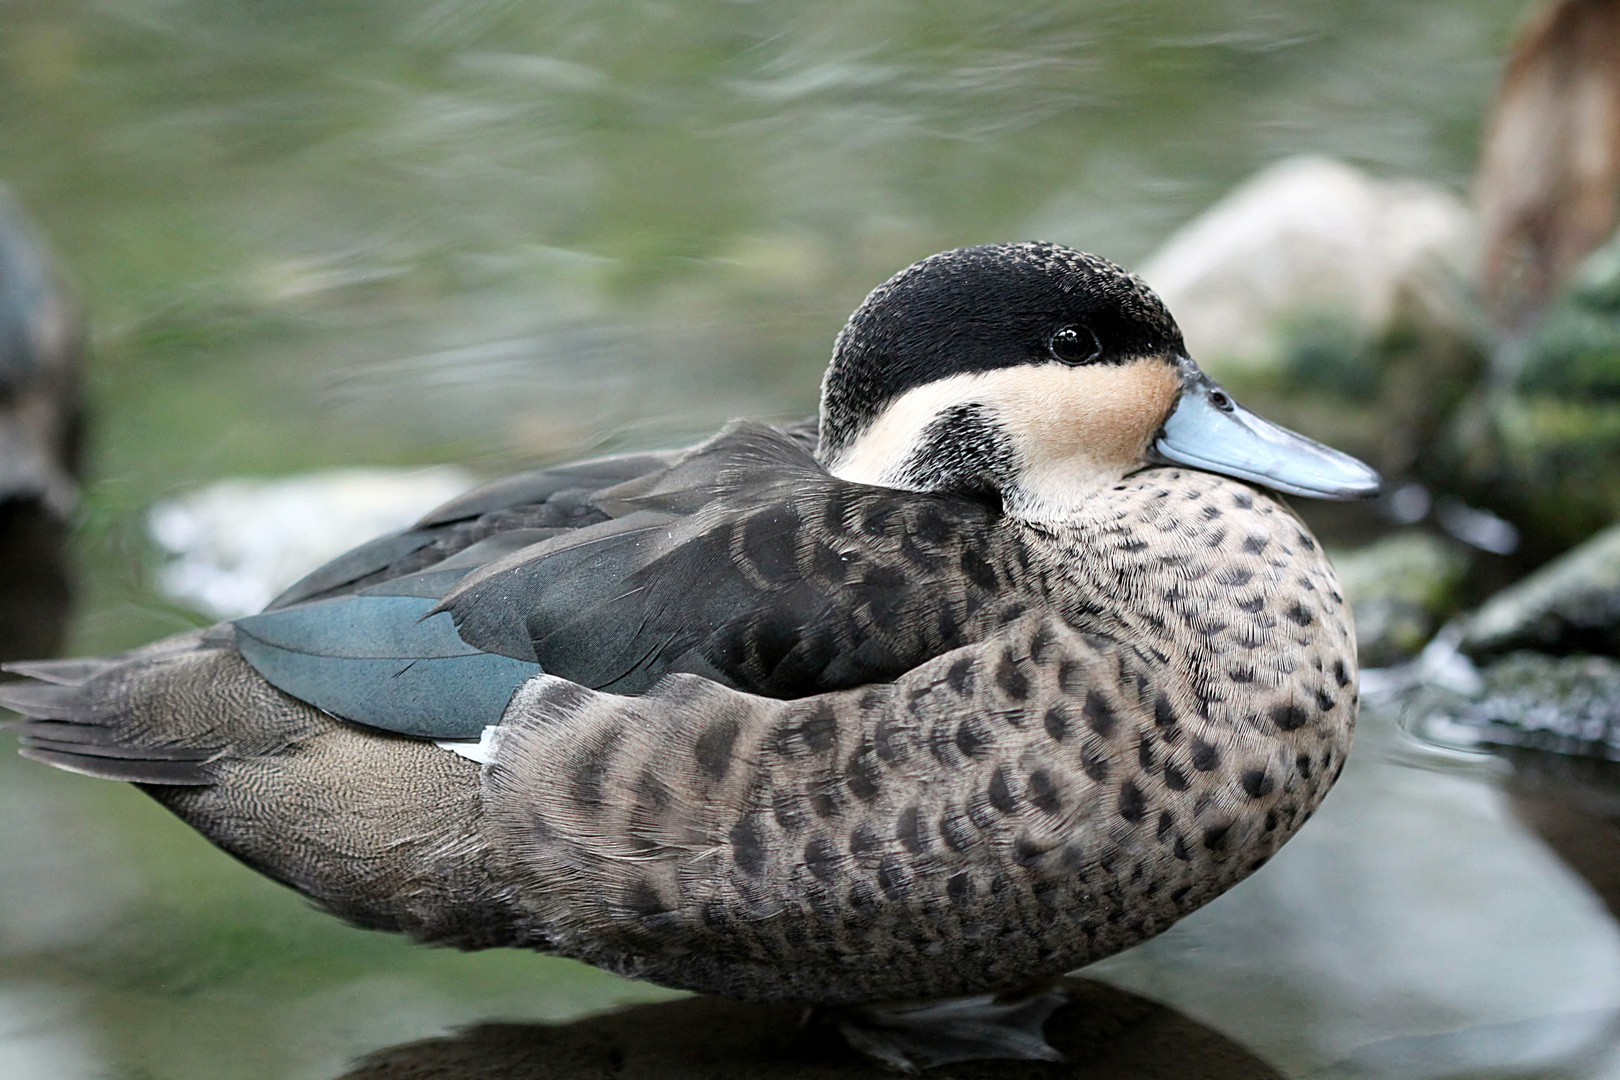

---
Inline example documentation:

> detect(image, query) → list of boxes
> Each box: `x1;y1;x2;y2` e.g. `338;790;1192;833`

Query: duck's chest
1014;469;1360;816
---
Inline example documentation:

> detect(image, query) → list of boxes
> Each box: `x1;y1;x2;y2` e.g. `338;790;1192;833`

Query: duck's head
816;242;1380;521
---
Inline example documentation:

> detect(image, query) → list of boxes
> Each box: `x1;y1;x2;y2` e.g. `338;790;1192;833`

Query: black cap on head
817;242;1184;462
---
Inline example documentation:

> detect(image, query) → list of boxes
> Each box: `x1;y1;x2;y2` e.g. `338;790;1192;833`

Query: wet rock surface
338;978;1283;1080
1410;651;1620;760
1460;520;1620;658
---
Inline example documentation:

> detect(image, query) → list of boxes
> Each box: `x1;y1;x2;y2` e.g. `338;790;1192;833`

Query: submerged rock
1331;532;1468;667
1461;519;1620;657
148;467;475;619
1412;651;1620;761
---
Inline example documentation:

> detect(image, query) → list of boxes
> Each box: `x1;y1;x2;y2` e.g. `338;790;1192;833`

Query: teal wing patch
234;594;540;739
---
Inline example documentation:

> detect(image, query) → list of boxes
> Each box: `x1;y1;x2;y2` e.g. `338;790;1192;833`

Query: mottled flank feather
469;468;1355;1003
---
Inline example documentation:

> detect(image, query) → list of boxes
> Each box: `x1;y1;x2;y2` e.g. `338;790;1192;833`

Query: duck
1;242;1378;1070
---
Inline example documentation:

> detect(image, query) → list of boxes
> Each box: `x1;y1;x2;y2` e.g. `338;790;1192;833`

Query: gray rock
1462;520;1620;657
1138;156;1475;380
1331;531;1468;666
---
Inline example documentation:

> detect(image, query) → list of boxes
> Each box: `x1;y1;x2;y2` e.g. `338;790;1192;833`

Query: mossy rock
1330;531;1468;666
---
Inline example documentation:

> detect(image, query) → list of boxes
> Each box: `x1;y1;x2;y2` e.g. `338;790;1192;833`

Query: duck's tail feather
0;647;221;785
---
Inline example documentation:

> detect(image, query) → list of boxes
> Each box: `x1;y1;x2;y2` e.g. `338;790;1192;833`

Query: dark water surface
5;1;1605;1076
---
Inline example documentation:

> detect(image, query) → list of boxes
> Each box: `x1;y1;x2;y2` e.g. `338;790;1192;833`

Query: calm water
3;1;1598;1076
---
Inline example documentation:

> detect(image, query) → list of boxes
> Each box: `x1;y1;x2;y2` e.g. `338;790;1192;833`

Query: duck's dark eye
1049;326;1100;365
1210;389;1234;412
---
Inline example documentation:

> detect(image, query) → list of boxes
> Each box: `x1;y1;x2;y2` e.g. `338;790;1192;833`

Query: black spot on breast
1058;661;1085;694
996;652;1029;700
847;746;882;803
874;718;908;763
1084;691;1117;737
847;879;880;920
773;789;808;832
1164;762;1189;791
1204;528;1228;548
1138;735;1155;771
1272;702;1310;731
1202;504;1223;521
1203;823;1231;852
940;806;977;851
1241;768;1275;798
1333;659;1351;687
1156;811;1174;840
1014;835;1048;866
810;541;848;583
812;785;843;819
1044;704;1070;742
947;871;975;906
1232;490;1254;508
1296;752;1313;778
988;766;1019;814
1241;534;1268;554
1264;810;1278;831
700;899;731;930
1154;693;1177;730
1117;780;1147;823
777;704;837;757
966;791;998;830
947;658;975;695
849;824;882;858
742;514;798;582
1316;689;1336;711
804;835;839;882
731;815;768;877
896;805;929;854
1229;665;1256;683
623;875;669;918
1029;625;1058;664
878;857;912;900
571;727;623;807
955;718;992;758
1285;603;1314;627
1173;836;1192;861
694;718;740;781
1082;742;1109;784
1191;738;1220;772
859;498;899;536
1029;769;1062;814
1217;568;1252;587
1237;596;1264;614
960;549;999;590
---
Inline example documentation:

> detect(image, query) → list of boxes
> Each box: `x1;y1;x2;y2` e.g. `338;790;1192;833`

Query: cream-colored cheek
989;358;1182;473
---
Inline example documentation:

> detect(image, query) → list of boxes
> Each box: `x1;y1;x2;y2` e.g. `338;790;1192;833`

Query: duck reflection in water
337;977;1282;1080
0;188;81;665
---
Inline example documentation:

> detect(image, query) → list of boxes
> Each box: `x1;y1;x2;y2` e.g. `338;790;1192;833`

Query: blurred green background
0;1;1551;1077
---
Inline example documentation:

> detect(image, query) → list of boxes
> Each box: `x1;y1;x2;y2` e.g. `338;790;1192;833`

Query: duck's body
3;243;1374;1064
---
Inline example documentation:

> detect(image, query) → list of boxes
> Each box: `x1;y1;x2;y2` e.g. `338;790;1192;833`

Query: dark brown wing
439;422;1028;698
